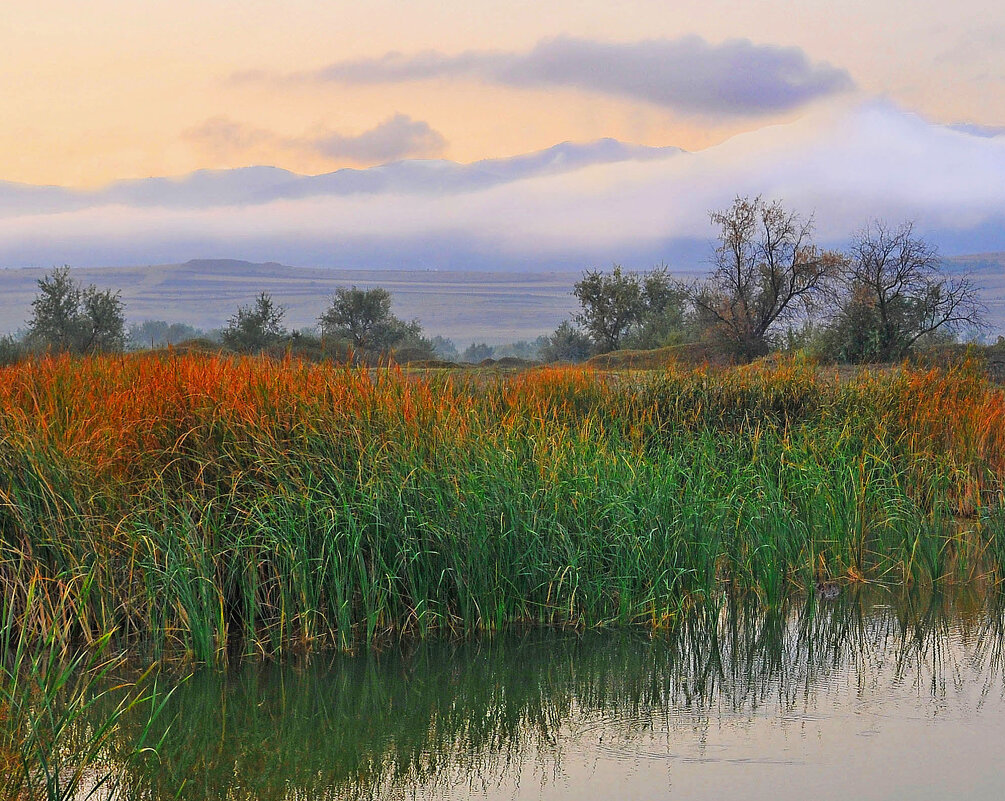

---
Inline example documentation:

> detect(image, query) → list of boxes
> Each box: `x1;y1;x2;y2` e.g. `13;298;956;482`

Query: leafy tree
127;320;204;350
824;221;985;362
26;266;126;354
692;196;840;360
429;336;459;361
624;269;692;350
319;286;419;353
573;266;644;353
461;342;494;363
27;267;79;351
574;265;687;353
222;292;287;353
539;322;593;363
495;337;550;361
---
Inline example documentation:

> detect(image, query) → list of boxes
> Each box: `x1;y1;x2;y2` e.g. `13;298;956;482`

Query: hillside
949;252;1005;336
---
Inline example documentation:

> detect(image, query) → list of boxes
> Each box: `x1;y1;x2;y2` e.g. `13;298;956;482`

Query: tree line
0;194;988;367
0;272;543;366
544;196;985;364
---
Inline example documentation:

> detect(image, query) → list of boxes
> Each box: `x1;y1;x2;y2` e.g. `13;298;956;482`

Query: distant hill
945;251;1005;277
946;252;1005;337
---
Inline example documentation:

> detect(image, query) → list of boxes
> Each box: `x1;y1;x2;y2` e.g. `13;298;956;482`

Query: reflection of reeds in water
0;584;170;801
1;354;1004;665
69;591;1005;801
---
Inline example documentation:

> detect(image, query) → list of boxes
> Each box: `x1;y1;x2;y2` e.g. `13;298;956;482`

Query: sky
3;0;1004;187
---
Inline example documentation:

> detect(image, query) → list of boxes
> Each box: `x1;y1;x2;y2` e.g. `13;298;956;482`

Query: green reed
0;583;172;801
0;355;1002;663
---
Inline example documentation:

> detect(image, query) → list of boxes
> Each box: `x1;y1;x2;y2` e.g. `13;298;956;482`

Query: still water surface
98;592;1005;800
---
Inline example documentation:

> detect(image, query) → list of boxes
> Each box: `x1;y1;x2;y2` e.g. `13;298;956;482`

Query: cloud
1;101;1003;272
182;117;277;160
948;122;1005;138
312;113;446;161
288;36;854;117
183;113;447;163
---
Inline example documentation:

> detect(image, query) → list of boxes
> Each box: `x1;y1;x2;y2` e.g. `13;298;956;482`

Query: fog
1;100;1002;269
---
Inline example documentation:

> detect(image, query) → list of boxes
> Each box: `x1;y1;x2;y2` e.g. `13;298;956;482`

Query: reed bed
0;353;1003;663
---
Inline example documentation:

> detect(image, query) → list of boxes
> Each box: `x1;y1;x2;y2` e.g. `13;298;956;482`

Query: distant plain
1;253;1002;346
0;260;584;346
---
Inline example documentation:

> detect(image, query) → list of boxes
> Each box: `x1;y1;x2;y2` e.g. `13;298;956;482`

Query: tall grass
0;353;1003;662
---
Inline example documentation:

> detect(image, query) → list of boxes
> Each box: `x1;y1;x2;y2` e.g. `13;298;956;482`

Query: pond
86;590;1005;800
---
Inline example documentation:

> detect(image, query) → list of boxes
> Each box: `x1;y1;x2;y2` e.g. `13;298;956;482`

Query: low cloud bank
1;101;1003;269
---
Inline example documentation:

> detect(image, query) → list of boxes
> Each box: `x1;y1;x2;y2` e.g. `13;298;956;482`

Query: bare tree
693;196;841;360
830;221;985;362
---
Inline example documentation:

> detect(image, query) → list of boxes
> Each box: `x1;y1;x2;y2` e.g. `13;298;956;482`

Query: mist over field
1;101;1002;271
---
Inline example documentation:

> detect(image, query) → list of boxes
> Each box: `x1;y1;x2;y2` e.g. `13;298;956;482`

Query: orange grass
0;352;1003;662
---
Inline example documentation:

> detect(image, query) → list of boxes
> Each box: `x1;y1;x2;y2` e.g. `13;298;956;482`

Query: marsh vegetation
2;354;1003;662
2;349;1005;795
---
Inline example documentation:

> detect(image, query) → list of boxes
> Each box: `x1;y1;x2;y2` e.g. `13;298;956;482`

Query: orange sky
3;0;1003;186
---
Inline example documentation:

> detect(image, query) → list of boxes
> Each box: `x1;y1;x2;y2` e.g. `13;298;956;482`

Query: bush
221;292;288;353
128;320;205;350
0;335;26;366
461;342;494;363
540;322;592;363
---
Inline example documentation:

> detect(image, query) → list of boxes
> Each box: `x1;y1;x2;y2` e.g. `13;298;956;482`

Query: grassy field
1;353;1004;666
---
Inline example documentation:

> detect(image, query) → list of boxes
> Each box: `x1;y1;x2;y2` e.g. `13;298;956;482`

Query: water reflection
97;590;1005;800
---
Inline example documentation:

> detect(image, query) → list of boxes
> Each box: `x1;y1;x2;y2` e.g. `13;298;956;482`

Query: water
89;591;1005;799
